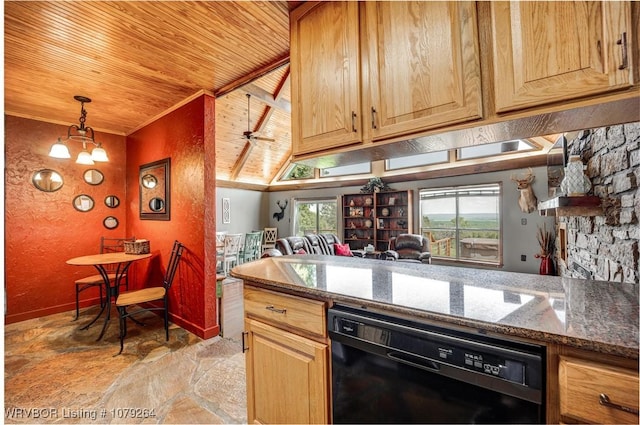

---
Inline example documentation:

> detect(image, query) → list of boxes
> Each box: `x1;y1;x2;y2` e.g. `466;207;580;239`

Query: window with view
292;198;338;236
419;184;501;264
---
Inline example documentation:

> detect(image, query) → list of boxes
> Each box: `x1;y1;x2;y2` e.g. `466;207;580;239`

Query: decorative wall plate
381;208;390;217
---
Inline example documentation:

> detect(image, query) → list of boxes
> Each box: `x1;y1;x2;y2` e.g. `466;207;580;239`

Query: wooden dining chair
74;236;135;320
115;240;184;354
216;233;243;275
262;227;278;252
239;230;263;264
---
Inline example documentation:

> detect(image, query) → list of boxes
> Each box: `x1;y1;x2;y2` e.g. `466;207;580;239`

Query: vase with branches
535;224;555;275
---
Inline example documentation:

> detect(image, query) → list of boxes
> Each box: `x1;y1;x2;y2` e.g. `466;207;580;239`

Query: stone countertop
230;255;639;359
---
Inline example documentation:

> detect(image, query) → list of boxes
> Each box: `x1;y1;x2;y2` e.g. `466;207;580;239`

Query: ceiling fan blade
253;136;276;142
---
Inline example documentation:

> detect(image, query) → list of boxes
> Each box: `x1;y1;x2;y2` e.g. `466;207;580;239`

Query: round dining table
67;252;152;340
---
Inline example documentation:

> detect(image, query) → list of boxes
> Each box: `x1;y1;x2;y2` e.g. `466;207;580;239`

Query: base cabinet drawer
559;356;639;424
244;286;326;338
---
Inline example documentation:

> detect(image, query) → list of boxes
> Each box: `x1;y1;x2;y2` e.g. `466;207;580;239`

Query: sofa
381;234;431;263
275;233;364;257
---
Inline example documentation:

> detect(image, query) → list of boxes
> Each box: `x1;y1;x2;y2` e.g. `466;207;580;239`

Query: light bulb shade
76;150;95;165
49;140;71;159
91;146;109;162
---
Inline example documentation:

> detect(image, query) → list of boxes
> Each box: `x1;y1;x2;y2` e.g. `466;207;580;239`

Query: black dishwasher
329;305;545;424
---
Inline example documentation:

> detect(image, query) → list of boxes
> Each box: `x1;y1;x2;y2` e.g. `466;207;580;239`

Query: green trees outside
295;201;337;236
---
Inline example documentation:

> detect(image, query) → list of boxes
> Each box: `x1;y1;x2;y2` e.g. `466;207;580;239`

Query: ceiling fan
242;93;275;143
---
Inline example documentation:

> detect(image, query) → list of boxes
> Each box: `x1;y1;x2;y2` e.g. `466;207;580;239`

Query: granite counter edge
233;273;639;360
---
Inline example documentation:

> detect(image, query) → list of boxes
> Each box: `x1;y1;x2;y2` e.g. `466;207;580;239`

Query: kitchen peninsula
231;255;639;424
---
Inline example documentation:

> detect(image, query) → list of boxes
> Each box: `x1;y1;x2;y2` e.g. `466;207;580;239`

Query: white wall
266;166;555;274
216;187;267;235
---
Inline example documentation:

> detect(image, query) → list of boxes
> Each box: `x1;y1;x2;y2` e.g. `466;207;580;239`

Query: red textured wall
5;116;127;323
125;94;218;338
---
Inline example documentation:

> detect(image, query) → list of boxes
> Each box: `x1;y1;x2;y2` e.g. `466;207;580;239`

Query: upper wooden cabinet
290;1;483;156
491;1;634;113
362;2;483;142
290;2;361;156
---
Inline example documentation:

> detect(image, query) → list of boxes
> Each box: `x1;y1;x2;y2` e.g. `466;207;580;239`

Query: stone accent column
558;122;639;283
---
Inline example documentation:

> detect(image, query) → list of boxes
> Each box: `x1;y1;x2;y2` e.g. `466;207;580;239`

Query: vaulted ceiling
4;1;295;185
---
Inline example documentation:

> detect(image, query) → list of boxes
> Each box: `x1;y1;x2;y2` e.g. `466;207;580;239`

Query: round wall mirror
141;174;158;189
83;169;104;185
105;195;120;208
103;216;119;229
149;197;165;212
32;169;64;192
72;194;95;212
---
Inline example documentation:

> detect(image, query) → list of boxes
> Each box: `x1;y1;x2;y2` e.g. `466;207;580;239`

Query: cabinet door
245;318;329;424
291;2;361;156
362;1;483;141
492;1;633;113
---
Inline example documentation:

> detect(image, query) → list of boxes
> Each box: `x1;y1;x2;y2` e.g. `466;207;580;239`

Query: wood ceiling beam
240;83;291;113
230;140;256;181
214;54;290;98
256;68;290;132
232;66;292;182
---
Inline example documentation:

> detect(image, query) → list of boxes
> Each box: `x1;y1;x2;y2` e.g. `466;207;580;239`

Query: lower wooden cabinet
558;356;639;424
243;285;330;424
244;319;329;424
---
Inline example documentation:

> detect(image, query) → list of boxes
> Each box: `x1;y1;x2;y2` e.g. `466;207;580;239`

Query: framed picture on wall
222;198;231;224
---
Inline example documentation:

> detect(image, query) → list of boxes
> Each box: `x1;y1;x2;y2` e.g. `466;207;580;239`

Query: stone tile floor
4;306;247;424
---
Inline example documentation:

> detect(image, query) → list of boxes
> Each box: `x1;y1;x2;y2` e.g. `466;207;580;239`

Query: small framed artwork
222;198;231;224
389;197;395;205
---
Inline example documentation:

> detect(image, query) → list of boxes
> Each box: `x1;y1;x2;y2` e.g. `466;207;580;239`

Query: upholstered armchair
382;234;431;264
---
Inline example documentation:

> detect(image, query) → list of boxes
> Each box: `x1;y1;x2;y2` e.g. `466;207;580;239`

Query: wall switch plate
521;218;527;225
521;255;526;261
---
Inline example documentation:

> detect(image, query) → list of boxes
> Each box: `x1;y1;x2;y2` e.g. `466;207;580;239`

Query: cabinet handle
599;393;639;415
241;331;249;353
616;32;628;70
351;111;357;132
371;107;377;129
266;305;287;314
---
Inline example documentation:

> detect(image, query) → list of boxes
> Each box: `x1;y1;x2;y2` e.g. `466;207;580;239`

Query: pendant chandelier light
49;95;109;165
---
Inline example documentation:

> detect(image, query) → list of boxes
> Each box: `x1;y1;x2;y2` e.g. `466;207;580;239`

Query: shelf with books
342;190;413;252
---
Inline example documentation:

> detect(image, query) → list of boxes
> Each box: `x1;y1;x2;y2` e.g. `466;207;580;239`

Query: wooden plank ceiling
4;1;295;185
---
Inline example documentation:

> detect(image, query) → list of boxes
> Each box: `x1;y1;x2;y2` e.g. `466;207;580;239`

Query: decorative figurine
561;155;591;196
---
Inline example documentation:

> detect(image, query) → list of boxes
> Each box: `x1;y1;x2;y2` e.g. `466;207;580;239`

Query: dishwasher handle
387;351;441;372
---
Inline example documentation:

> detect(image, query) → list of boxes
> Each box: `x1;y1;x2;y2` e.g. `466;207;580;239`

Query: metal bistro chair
115;240;184;354
74;236;135;320
239;230;263;264
217;233;243;275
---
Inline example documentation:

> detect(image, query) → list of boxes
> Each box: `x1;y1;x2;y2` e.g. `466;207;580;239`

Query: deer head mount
273;199;288;221
511;168;538;214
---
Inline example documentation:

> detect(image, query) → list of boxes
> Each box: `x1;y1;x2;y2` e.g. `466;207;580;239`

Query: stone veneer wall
558;122;639;284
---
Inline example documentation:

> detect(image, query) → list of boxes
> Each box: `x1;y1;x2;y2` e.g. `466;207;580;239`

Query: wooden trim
265;155;547;192
292;91;639;169
127;89;214;135
3;112;127;136
214;55;290;98
215;179;268;191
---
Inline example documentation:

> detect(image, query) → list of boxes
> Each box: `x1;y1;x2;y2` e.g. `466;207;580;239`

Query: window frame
291;197;339;236
419;183;502;266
